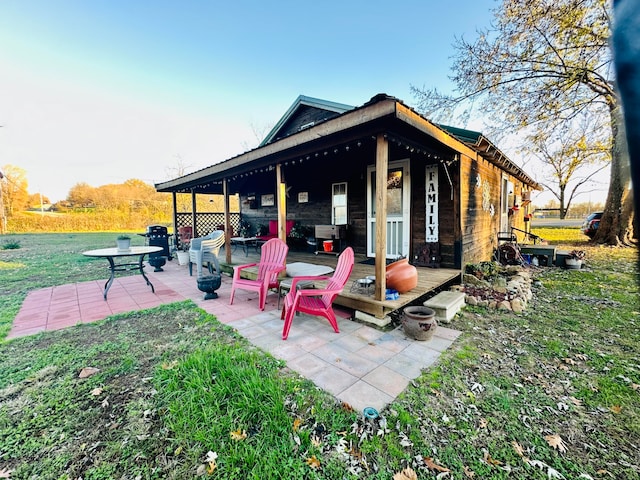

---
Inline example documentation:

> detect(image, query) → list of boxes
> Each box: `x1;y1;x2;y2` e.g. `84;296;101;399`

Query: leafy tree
412;0;634;245
27;192;50;209
0;164;29;216
67;182;97;208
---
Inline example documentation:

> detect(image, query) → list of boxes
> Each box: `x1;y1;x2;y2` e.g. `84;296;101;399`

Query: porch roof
155;93;541;194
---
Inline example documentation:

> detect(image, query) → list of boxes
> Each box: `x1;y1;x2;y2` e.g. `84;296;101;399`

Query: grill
142;225;172;260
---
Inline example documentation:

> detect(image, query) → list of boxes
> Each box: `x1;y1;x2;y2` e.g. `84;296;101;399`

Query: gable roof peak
260;94;354;146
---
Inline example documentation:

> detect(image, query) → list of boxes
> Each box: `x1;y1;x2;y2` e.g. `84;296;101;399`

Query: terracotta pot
402;306;437;341
385;258;418;293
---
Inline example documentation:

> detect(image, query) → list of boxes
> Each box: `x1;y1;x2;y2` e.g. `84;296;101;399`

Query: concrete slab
423;290;466;322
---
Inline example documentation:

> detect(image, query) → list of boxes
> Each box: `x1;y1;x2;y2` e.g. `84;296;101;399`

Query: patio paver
7;252;462;413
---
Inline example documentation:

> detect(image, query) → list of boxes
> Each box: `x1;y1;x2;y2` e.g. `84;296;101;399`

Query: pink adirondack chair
281;247;354;340
229;238;289;310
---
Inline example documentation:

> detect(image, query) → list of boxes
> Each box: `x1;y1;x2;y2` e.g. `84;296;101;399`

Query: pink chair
281;247;354;340
229;238;289;310
256;220;295;241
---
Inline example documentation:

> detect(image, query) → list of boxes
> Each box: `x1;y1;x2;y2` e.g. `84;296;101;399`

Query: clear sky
0;0;608;205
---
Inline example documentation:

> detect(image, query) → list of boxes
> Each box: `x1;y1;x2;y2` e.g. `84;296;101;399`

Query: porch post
191;190;197;237
276;163;287;242
171;191;178;247
374;134;388;301
223;178;232;264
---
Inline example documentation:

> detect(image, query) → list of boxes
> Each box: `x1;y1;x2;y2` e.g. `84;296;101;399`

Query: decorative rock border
452;265;536;313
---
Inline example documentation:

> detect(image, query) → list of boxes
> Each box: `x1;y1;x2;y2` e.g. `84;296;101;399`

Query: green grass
0;231;638;478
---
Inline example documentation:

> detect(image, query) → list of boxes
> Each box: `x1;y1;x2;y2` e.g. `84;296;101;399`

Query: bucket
176;251;189;266
402;306;437;341
323;240;334;252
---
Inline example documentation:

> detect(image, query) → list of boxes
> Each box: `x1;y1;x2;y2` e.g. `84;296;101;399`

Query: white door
366;159;411;259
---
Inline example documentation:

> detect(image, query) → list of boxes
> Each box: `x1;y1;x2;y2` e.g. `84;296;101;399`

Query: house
155;93;540;313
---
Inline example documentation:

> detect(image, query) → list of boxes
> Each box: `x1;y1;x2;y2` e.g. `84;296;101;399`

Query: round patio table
82;246;163;300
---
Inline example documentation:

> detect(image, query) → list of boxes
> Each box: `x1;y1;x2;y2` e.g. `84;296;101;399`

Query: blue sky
2;0;606;206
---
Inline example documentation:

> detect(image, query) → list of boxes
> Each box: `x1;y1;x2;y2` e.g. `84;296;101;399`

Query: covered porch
225;248;461;320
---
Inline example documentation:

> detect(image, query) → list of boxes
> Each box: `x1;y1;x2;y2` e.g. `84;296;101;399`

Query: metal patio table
82;246;163;300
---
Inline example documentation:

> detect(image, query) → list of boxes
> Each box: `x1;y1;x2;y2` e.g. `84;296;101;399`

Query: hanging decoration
425;164;439;243
482;180;492;212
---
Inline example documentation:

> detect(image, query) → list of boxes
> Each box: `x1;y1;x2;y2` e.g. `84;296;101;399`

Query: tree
0;164;29;216
529;118;609;218
67;182;97;208
412;0;634;245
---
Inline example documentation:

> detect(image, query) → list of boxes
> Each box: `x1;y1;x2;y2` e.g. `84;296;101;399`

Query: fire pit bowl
148;255;167;272
197;274;222;300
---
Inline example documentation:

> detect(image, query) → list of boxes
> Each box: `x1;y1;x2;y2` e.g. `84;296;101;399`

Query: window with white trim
332;182;347;225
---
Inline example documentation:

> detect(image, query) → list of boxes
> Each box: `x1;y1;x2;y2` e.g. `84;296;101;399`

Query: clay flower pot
385;258;418;294
402;306;437;341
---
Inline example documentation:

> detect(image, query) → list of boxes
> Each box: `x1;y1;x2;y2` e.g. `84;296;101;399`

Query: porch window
332;182;348;225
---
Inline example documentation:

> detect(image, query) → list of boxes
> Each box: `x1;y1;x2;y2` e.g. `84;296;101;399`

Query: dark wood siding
459;154;530;265
233;140;531;269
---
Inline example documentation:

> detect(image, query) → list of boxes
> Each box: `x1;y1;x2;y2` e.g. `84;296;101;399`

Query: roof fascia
395;103;479;159
395;104;540;189
155;99;395;192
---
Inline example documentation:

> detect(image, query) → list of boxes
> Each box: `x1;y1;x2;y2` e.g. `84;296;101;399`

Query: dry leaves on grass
393;467;418;480
78;366;99;378
306;455;321;470
196;451;218;476
463;465;475;478
512;441;527;461
482;450;503;466
528;460;566;479
229;429;247;441
424;457;451;473
161;360;178;370
90;387;103;396
544;434;568;453
293;417;302;432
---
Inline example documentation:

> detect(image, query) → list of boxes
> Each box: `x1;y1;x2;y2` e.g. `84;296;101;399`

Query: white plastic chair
188;230;225;276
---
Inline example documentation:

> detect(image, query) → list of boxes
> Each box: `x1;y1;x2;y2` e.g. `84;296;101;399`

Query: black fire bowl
148;256;167;272
197;274;222;300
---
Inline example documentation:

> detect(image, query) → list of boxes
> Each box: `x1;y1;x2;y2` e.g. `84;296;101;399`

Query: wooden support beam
374;134;388;301
276;163;287;242
223;178;232;264
171;191;178;247
191;190;197;237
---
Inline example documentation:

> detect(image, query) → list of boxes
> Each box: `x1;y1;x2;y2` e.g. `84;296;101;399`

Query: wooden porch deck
221;247;461;319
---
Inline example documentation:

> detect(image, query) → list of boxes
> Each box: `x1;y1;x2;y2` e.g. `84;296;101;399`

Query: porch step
423;291;466;323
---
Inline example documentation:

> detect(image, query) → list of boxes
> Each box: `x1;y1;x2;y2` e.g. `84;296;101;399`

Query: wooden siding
459;154;531;264
237;141;463;269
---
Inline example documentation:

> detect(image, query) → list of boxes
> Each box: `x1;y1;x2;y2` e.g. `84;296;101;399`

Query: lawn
0;231;638;479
